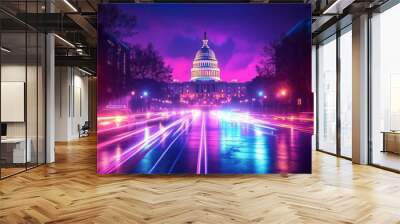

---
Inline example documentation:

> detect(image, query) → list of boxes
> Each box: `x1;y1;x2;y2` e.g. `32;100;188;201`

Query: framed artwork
97;4;313;174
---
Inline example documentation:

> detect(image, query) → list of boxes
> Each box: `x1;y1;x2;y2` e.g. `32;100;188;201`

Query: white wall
1;64;26;138
55;67;89;141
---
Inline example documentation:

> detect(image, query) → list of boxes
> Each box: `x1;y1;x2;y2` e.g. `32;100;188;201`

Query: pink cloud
164;57;193;82
222;54;262;82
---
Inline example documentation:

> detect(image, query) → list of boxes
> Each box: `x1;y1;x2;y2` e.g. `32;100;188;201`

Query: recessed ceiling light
63;0;78;12
54;34;75;48
1;47;11;53
78;67;93;76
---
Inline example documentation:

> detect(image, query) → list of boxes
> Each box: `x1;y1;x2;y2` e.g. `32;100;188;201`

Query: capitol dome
191;32;221;81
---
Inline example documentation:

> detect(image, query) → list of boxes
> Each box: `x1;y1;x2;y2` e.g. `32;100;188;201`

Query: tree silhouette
130;44;173;83
256;41;277;78
254;19;312;112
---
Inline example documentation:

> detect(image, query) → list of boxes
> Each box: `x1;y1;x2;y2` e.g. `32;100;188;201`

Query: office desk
382;131;400;154
1;138;31;163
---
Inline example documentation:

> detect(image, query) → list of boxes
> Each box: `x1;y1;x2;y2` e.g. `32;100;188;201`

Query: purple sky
101;4;310;82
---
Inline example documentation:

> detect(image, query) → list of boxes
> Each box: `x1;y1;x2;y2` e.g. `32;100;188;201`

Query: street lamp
143;91;149;97
257;91;264;97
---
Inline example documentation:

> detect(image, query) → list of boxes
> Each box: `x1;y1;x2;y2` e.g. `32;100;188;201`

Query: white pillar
352;14;369;164
45;0;55;163
46;32;55;163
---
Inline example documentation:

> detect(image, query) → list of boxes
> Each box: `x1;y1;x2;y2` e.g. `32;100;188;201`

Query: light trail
98;111;171;121
195;112;208;174
250;113;313;134
203;114;208;174
100;115;192;174
147;122;188;174
196;113;205;174
97;126;150;148
98;109;313;174
98;113;184;134
168;145;186;174
210;110;277;131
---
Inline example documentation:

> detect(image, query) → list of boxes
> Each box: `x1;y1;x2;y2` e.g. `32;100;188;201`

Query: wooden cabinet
382;132;400;154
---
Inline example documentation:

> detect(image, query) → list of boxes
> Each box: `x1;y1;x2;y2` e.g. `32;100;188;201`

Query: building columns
352;14;369;164
46;32;55;163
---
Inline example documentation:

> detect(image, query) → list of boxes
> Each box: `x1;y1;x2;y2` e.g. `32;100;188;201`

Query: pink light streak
147;118;193;173
100;115;192;174
196;113;205;174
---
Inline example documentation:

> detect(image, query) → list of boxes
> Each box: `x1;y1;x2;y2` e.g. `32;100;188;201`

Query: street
97;110;312;174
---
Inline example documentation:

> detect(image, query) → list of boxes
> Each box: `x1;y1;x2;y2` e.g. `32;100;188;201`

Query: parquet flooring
1;136;400;223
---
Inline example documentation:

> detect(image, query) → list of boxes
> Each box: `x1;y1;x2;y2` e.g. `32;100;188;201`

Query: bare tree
256;40;279;78
130;44;173;82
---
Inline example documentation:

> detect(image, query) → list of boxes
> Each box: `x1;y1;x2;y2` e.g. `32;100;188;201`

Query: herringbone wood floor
1;136;400;224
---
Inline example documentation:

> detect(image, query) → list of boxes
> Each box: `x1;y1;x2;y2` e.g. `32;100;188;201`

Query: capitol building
162;32;247;108
191;33;221;81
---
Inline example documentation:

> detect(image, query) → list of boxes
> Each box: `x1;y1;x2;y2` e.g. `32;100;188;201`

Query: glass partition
339;27;352;158
27;30;38;169
0;1;46;179
317;35;337;154
38;32;46;165
370;3;400;171
1;30;28;177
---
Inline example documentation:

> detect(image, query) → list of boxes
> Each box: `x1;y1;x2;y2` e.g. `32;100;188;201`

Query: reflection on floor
0;167;25;178
373;151;400;171
0;163;42;178
0;136;400;223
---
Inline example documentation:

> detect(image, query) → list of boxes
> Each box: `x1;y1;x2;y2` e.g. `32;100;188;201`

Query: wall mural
97;4;313;174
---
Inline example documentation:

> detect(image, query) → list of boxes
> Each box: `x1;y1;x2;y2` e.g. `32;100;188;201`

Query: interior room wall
72;72;89;138
55;66;70;141
55;67;89;141
1;63;43;163
1;64;28;138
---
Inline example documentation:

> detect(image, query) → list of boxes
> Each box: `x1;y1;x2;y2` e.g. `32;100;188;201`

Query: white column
45;0;55;163
46;32;55;163
352;14;369;164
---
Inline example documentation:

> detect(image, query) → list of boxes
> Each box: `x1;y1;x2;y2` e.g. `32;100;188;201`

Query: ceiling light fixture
54;34;75;48
78;67;94;76
322;0;354;15
1;47;11;53
322;0;342;14
63;0;78;12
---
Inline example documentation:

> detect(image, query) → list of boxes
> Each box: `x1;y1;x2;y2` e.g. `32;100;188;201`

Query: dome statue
191;32;221;81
